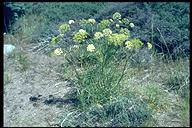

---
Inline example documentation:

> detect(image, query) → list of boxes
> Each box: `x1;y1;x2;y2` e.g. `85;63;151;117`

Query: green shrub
11;15;45;43
98;19;111;30
6;2;107;23
94;2;189;59
61;95;153;127
6;2;107;42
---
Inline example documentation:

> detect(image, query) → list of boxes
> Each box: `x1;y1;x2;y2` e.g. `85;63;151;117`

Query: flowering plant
59;23;70;34
50;12;152;109
112;12;121;20
54;48;63;55
73;29;88;43
102;28;113;37
125;39;144;49
98;19;111;30
88;18;96;24
87;44;95;52
94;32;104;40
107;33;128;46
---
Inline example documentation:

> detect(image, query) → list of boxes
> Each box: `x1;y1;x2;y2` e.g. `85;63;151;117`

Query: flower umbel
112;12;121;20
120;28;130;38
73;45;80;49
94;32;104;40
98;19;111;30
51;36;60;45
88;18;96;24
87;44;95;52
54;48;63;56
125;39;143;49
73;29;88;43
68;20;75;24
125;41;133;49
147;42;152;49
122;18;130;25
116;24;120;28
107;33;128;46
79;29;87;33
102;28;112;37
129;23;135;28
59;23;70;34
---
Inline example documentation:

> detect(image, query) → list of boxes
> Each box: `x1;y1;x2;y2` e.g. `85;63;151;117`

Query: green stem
115;51;130;91
65;51;82;86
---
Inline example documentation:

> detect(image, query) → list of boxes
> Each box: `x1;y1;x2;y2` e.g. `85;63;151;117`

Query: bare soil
3;43;73;127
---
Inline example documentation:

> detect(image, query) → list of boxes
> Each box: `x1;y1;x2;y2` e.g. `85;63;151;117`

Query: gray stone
4;44;16;56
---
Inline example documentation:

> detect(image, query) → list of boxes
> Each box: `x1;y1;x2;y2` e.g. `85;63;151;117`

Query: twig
156;27;172;60
60;111;78;127
36;44;49;53
45;118;52;127
151;14;154;44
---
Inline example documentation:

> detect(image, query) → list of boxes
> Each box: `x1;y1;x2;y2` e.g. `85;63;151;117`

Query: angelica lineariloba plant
51;12;153;109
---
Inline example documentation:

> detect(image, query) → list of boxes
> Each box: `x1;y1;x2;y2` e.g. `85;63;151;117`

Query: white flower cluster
88;18;96;24
54;48;63;55
125;41;132;49
79;29;87;33
129;23;135;28
68;20;75;24
102;28;112;37
116;24;120;28
112;12;121;20
94;32;104;40
87;44;95;52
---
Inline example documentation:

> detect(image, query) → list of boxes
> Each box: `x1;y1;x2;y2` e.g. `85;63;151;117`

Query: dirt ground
3;43;74;127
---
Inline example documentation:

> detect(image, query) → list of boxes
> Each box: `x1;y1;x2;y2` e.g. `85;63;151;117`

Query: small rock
29;96;39;102
38;95;42;97
4;44;16;56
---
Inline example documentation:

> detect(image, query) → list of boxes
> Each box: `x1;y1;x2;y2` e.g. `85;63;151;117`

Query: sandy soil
3;43;74;127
